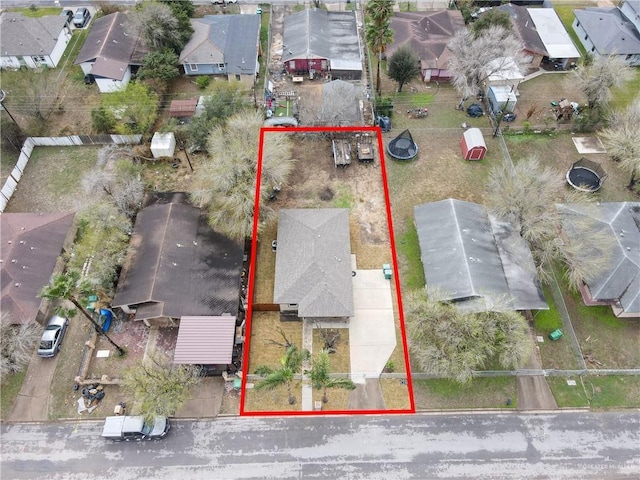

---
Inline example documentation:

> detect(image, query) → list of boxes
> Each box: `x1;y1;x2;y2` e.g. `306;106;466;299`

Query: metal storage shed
487;85;517;115
461;128;487;161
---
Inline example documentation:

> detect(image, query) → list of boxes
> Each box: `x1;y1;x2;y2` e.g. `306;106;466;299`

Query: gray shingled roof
74;12;147;80
273;209;354;318
558;202;640;315
1;212;75;324
574;7;640;55
112;193;243;321
1;13;68;57
179;15;260;75
414;199;547;312
282;10;362;72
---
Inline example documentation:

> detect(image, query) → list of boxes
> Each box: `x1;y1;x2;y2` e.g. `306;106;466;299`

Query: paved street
2;412;639;479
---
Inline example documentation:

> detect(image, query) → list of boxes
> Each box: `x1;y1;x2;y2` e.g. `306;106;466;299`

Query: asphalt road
2;412;639;479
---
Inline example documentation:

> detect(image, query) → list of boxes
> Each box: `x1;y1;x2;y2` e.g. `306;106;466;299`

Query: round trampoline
387;129;418;161
566;157;607;192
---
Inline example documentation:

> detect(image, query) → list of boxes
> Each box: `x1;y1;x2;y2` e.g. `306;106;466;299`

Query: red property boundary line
240;125;415;416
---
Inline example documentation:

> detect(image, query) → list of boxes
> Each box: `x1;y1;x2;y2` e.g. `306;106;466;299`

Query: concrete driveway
7;350;58;422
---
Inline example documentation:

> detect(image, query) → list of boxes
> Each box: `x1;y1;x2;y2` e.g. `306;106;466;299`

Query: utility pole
0;89;20;127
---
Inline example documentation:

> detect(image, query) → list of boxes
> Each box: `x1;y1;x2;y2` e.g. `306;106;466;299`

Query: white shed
150;132;176;159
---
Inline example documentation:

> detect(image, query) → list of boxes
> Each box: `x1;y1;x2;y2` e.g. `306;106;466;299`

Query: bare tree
405;290;531;384
0;313;42;379
599;99;640;190
6;69;69;125
486;157;612;289
127;2;184;53
190;110;295;240
447;26;524;107
571;55;634;111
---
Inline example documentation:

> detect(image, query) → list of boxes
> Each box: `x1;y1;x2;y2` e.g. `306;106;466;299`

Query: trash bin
549;329;563;341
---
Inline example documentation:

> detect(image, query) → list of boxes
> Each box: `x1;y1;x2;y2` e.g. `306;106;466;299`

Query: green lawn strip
546;376;589;408
59;29;91;85
610;70;640;111
554;5;588;59
585;375;640;408
395;222;425;290
0;370;26;420
29;146;98;196
258;7;270;91
413;377;517;410
9;6;62;17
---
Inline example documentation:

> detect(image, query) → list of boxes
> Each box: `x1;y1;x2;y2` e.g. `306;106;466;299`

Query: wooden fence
0;134;142;212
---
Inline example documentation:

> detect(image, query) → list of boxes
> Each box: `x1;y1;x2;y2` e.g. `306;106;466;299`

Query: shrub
196;76;211;90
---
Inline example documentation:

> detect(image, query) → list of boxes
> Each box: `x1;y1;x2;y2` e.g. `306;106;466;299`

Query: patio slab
572;136;607;154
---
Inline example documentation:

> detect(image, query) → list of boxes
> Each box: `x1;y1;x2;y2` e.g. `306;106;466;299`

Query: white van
101;416;170;441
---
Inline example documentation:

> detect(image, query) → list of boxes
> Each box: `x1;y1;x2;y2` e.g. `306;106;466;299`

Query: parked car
73;7;90;28
102;416;170;441
60;9;74;24
211;0;237;3
37;315;69;358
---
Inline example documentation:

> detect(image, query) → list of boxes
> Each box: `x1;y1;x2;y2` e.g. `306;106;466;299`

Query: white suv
212;0;237;4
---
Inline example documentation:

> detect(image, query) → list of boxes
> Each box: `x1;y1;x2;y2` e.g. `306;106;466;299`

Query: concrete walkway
516;335;558;411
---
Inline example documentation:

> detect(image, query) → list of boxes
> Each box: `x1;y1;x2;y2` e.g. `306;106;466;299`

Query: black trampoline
387;129;418;161
566;158;607;192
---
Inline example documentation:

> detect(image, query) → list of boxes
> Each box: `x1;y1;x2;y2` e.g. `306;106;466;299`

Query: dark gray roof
574;8;640;55
112;193;243;321
74;12;147;80
179;15;260;75
414;199;546;312
557;202;640;315
273;209;354;318
283;10;361;72
321;79;362;125
0;212;75;324
498;4;548;56
1;13;68;57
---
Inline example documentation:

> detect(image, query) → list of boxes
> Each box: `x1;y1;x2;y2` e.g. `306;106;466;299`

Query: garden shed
461;128;487;161
150;132;176;159
487;85;517;115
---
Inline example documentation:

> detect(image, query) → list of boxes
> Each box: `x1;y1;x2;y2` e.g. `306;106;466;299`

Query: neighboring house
180;15;261;87
273;209;354;320
526;8;581;70
573;0;640;66
74;12;147;93
387;10;465;83
0;13;72;69
0;212;75;325
282;10;362;80
498;4;547;72
111;193;244;371
558;202;640;318
414;199;547;312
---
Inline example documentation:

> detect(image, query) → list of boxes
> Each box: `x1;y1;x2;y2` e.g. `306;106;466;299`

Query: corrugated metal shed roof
173;315;236;365
414;199;546;311
273;209;354;317
169;99;198;118
528;8;581;58
558;202;640;315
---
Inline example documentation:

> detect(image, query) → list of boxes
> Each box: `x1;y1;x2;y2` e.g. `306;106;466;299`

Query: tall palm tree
365;0;395;96
254;344;309;405
308;350;355;404
39;270;125;356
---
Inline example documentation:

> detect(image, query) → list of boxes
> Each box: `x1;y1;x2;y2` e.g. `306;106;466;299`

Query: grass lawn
549;375;640;408
395;223;425;290
610;69;640;111
0;370;26;420
8;6;62;17
554;4;589;59
547;376;589;408
380;378;412;410
312;329;350;374
413;377;518;410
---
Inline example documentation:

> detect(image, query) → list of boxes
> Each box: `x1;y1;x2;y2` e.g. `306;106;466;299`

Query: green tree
39;271;125;356
101;82;159;135
405;290;532;384
307;350;355;404
138;50;180;83
571;55;634;112
600;99;640;191
91;106;116;134
190;110;294;240
121;352;202;422
471;9;512;37
365;0;394;96
387;46;421;93
255;344;309;405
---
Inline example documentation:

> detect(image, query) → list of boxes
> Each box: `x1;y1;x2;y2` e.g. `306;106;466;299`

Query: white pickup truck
101;416;170;441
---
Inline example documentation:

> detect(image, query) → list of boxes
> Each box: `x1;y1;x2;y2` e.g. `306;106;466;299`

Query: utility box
548;329;563;341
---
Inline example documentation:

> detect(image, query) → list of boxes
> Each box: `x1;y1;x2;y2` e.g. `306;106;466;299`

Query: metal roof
0;212;75;324
498;4;548;57
273;209;354;318
173;315;236;365
282;10;361;72
573;7;640;55
558;202;640;315
1;13;68;57
527;8;581;59
112;193;243;321
414;199;547;312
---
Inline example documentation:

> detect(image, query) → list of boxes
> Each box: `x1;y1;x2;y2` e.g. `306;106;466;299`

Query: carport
174;315;238;372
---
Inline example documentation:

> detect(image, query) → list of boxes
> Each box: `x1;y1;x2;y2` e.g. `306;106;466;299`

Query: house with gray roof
498;4;549;72
74;12;147;93
414;199;547;312
0;212;75;325
179;15;261;87
558;202;640;318
282;10;362;81
273;209;354;319
573;0;640;66
0;13;72;69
